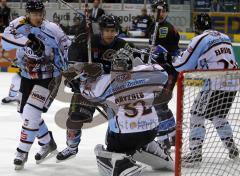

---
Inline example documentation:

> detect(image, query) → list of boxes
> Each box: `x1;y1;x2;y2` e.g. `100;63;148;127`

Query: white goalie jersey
174;30;239;91
80;64;169;134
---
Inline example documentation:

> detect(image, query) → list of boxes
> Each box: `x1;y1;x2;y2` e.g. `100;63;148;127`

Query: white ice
0;73;175;176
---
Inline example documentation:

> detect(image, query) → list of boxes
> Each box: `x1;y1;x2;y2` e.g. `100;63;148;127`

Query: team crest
115;72;131;82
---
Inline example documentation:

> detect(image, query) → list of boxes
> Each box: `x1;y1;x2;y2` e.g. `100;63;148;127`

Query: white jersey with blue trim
2;16;71;79
174;30;239;91
80;64;168;134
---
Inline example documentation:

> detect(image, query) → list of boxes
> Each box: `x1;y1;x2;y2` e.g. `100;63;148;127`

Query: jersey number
123;100;152;118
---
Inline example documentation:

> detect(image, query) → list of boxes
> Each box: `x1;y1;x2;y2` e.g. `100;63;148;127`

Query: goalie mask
111;48;133;72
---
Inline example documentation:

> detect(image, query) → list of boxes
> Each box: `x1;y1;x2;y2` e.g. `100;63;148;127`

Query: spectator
89;0;105;23
211;0;220;12
0;0;11;33
130;8;153;38
68;16;84;36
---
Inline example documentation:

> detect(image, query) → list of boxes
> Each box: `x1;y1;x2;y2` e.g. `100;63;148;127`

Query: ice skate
35;131;57;164
14;149;28;170
56;147;78;163
182;150;202;168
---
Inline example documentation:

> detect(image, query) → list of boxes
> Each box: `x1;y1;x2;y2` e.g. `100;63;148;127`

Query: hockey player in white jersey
71;47;176;175
1;0;71;170
1;71;21;104
173;13;239;166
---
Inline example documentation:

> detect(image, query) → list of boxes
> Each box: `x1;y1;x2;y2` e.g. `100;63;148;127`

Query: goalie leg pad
133;140;174;171
94;144;144;176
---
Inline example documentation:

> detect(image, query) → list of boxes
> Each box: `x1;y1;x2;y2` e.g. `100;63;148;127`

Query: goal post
175;69;240;176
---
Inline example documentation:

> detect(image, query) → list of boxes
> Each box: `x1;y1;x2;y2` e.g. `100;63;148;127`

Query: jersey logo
115;73;131;82
159;27;168;38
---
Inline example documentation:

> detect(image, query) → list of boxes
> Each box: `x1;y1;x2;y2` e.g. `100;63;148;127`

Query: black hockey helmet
99;15;120;31
25;0;45;12
151;0;169;12
194;13;212;32
111;48;133;72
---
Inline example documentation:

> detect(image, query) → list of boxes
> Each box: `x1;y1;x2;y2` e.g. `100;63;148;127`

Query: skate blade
36;150;58;164
56;154;77;163
14;164;24;170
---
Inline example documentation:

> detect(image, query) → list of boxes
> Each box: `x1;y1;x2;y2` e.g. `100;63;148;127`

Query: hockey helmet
194;13;212;32
151;0;169;12
99;15;120;30
26;0;45;13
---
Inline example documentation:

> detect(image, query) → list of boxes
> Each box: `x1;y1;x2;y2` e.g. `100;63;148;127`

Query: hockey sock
37;120;50;145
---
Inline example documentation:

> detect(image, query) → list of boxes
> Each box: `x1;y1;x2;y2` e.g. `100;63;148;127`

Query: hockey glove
27;33;45;57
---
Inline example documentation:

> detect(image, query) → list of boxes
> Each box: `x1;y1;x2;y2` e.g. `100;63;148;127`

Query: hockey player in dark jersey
56;15;133;162
149;0;180;150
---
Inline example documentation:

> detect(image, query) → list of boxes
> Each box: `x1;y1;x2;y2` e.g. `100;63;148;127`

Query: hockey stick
1;56;13;63
57;0;85;18
57;0;92;63
84;0;92;64
149;6;161;63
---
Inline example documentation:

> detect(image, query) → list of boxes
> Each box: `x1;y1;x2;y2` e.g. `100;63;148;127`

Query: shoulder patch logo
159;27;168;38
19;18;27;25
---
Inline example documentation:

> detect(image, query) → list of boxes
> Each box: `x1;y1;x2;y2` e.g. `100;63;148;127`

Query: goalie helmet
194;13;212;33
111;48;133;72
25;0;45;12
99;15;120;31
151;0;169;12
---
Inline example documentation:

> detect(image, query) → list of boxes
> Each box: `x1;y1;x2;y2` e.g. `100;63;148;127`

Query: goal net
175;69;240;176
